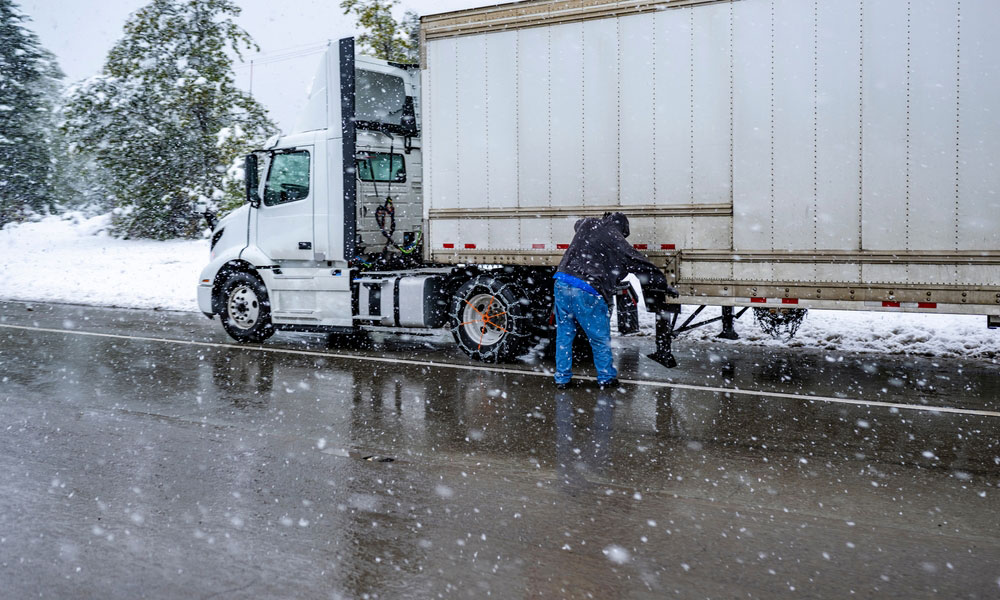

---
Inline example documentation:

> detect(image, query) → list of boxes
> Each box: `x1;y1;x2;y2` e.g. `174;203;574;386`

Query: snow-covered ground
1;214;997;361
633;304;999;361
0;213;206;313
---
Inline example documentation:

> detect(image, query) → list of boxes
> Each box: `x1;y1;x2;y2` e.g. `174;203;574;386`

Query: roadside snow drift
1;214;205;312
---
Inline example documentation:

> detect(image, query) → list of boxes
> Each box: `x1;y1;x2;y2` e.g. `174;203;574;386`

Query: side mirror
194;201;217;230
245;154;261;208
400;96;418;137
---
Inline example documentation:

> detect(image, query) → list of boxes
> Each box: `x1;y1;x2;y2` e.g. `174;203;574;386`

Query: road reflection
202;342;1000;482
212;350;274;407
554;389;616;493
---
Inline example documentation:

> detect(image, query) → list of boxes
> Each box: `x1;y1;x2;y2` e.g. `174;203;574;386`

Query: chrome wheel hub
227;285;260;330
461;292;508;348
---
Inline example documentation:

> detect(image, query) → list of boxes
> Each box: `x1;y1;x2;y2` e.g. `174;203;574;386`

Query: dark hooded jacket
556;212;675;304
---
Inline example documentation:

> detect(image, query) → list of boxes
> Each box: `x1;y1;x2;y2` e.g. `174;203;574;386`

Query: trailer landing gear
648;307;680;368
718;306;739;340
648;305;750;369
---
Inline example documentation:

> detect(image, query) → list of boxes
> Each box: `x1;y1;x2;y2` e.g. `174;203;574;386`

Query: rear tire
219;272;275;343
451;275;534;362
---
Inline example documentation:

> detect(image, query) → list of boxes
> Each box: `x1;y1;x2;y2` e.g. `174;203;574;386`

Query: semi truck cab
198;39;437;342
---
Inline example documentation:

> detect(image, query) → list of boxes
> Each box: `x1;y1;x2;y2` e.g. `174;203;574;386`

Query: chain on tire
451;274;534;363
753;307;807;339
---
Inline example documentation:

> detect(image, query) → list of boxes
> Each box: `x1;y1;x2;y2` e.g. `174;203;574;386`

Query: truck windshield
355;69;407;126
357;152;405;182
263;151;311;206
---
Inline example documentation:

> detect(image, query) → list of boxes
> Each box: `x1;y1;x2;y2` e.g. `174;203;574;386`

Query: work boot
597;378;619;391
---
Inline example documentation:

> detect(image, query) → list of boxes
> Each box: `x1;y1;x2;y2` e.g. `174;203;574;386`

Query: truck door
256;147;314;261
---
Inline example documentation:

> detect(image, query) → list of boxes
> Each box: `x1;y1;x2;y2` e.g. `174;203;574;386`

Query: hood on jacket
603;212;630;238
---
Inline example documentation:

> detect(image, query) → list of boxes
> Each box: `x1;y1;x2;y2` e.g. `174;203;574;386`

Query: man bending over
553;212;677;389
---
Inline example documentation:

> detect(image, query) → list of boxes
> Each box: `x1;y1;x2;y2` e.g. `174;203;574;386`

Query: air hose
367;139;422;256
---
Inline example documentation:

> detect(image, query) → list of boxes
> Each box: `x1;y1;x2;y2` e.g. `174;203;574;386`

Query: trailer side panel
421;0;1000;314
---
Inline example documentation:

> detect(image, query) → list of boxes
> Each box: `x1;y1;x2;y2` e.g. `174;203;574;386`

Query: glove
644;285;680;312
643;290;665;313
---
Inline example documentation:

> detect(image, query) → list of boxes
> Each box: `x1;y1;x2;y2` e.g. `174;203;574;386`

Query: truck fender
236;246;273;269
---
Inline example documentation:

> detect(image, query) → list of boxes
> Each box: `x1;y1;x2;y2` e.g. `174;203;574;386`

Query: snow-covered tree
62;0;276;239
341;0;419;63
47;123;112;216
0;0;63;228
402;9;420;64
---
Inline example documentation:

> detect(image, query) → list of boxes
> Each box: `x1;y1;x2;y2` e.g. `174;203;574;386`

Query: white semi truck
198;0;1000;364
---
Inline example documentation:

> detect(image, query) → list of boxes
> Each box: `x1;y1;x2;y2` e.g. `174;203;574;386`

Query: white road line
3;323;999;418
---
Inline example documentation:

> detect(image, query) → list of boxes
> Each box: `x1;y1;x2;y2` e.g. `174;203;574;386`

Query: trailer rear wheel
219;272;275;343
452;275;534;362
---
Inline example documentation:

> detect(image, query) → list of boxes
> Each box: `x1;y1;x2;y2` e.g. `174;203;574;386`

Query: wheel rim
227;284;260;330
461;292;509;349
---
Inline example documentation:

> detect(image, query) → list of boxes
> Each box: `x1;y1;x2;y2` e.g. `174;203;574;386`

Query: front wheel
219;272;275;343
451;275;535;363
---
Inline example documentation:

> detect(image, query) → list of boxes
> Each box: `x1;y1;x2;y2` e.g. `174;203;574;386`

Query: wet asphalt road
1;300;999;599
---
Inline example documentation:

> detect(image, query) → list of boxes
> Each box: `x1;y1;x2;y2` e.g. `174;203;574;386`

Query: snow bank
632;305;999;361
619;280;999;362
1;214;997;361
0;213;206;312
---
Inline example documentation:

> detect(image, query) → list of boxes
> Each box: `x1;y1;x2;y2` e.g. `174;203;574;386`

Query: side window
357;152;406;183
263;151;310;206
355;70;406;126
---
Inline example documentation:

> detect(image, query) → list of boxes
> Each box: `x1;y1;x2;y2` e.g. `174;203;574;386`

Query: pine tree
0;0;63;228
341;0;419;63
49;121;111;216
62;0;276;239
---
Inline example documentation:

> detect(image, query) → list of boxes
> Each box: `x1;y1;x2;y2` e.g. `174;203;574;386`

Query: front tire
219;272;275;343
451;275;535;362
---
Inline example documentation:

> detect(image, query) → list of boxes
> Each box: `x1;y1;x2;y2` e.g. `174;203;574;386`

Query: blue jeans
553;281;617;384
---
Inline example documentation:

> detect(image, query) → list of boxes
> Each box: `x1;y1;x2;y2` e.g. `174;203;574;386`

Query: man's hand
643;289;678;313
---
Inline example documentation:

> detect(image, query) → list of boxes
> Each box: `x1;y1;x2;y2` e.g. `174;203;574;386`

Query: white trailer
198;0;1000;364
